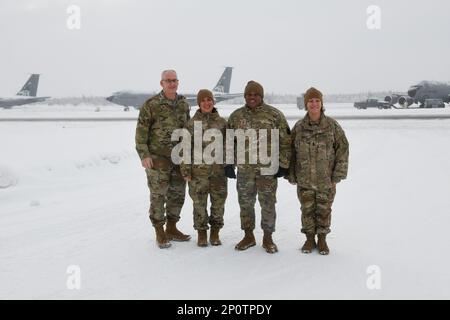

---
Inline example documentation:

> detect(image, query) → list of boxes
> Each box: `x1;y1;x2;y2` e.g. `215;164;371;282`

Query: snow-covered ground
2;102;450;120
1;103;450;299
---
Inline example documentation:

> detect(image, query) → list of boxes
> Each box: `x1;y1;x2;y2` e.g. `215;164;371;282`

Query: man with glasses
135;69;191;249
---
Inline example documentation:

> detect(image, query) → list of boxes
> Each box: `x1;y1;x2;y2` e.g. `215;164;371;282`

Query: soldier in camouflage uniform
227;81;291;254
135;69;191;249
180;89;229;247
288;87;349;255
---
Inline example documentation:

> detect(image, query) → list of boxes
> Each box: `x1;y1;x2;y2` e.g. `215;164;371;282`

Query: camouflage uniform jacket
289;113;349;190
227;102;291;170
135;91;190;160
180;108;227;178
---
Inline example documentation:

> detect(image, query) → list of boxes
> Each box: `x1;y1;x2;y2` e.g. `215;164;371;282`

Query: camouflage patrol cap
304;87;323;108
197;89;214;106
245;81;264;99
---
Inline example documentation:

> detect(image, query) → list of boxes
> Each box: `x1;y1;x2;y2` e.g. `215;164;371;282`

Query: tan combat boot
317;234;329;255
165;219;191;242
197;230;208;247
301;233;316;254
209;227;222;246
235;229;256;251
154;225;171;249
262;231;278;254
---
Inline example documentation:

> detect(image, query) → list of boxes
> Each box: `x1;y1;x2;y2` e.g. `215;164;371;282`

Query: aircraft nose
407;88;417;98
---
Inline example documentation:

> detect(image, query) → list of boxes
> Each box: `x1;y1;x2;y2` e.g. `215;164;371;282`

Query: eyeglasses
162;79;179;84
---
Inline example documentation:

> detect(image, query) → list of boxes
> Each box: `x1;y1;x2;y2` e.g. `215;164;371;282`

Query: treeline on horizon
43;91;397;106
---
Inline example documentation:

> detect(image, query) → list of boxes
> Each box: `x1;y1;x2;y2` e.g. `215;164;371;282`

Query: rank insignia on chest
239;119;248;128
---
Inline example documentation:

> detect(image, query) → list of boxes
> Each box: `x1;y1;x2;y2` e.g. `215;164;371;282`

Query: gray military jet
106;67;243;110
0;74;50;108
385;81;450;108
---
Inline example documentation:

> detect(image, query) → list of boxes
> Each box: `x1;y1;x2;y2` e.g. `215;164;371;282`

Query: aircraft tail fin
16;74;40;97
212;67;233;94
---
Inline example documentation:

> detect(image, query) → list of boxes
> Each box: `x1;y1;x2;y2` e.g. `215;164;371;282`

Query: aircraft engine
384;95;399;105
398;96;414;107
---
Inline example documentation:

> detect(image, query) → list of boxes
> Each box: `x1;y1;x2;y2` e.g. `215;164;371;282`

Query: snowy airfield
1;103;450;299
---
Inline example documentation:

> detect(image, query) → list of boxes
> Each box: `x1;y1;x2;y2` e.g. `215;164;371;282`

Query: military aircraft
0;74;50;108
106;67;243;110
385;81;450;108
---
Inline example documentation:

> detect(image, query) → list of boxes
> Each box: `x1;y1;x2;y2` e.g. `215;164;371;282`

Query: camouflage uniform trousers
237;168;278;233
188;175;227;230
297;186;336;235
146;162;186;227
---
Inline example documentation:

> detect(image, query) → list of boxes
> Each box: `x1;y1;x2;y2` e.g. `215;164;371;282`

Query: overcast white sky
1;0;449;97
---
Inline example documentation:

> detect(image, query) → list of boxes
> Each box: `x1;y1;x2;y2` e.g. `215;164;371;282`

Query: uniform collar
301;113;330;130
159;90;180;106
245;101;265;111
193;107;219;119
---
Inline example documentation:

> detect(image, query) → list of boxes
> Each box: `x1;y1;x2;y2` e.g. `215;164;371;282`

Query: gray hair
161;69;177;80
